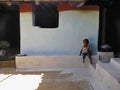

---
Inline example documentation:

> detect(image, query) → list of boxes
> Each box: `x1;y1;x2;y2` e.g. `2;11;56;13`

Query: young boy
79;39;92;64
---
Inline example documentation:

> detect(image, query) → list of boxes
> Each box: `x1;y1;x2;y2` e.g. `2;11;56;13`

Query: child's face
83;40;88;45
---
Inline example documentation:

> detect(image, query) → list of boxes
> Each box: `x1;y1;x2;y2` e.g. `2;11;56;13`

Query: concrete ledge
111;58;120;69
98;52;114;63
96;62;120;90
16;55;98;71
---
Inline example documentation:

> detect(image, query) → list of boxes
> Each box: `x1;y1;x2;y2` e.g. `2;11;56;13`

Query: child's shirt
81;45;90;53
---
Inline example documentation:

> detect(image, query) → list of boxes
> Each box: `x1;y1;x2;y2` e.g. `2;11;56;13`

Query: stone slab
111;58;120;69
98;52;114;63
96;62;120;90
15;56;98;71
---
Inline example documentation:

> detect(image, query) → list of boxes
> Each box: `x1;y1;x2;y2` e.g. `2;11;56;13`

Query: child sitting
79;39;92;64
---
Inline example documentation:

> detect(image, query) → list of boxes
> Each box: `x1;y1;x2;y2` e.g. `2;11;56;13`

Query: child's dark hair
83;39;89;44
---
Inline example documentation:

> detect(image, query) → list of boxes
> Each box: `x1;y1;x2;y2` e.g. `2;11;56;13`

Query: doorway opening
0;4;20;61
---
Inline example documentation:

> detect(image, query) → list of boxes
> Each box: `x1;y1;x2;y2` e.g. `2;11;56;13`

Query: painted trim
58;2;99;11
20;3;99;13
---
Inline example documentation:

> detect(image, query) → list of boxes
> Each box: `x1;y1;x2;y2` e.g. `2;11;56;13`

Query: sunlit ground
0;73;44;90
0;69;95;90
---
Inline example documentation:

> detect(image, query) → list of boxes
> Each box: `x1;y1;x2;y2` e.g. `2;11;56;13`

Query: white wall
20;10;99;55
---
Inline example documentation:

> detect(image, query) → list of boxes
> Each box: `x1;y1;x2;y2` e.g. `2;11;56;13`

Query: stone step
98;52;114;63
111;58;120;69
98;61;120;83
96;61;120;90
16;55;99;71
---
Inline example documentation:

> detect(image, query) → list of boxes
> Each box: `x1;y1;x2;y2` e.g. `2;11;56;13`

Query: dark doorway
105;4;120;56
0;4;20;61
98;1;120;56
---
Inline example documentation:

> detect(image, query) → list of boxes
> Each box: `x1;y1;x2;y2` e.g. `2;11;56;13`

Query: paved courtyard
0;63;108;90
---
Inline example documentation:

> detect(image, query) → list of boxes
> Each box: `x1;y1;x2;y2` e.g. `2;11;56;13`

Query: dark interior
106;4;120;55
0;4;20;60
98;1;120;56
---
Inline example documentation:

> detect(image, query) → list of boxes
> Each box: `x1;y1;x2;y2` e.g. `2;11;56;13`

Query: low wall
16;55;98;71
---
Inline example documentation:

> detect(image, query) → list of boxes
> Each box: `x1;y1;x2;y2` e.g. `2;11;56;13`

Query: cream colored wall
20;10;99;55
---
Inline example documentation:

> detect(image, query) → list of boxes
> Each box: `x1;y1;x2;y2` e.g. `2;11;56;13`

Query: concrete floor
1;56;120;90
0;62;109;90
